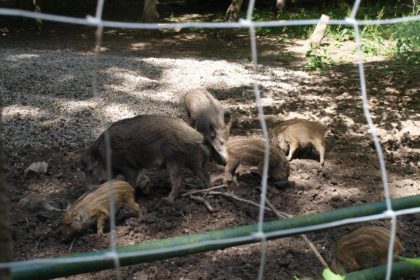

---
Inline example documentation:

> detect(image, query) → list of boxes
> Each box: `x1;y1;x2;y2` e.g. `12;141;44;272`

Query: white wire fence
0;1;419;279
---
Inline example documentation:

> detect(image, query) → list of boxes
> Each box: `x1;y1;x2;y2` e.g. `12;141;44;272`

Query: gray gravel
1;48;313;154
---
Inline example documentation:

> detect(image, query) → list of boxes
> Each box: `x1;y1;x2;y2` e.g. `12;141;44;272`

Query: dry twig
265;197;329;269
207;191;273;212
182;185;226;197
68;237;76;252
188;195;215;212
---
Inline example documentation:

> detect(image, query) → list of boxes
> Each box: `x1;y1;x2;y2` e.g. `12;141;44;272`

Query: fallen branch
188;195;214;213
206;191;273;212
265;197;329;269
186;188;328;268
182;185;226;197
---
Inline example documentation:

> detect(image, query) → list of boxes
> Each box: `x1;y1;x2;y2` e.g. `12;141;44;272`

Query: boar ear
65;204;71;212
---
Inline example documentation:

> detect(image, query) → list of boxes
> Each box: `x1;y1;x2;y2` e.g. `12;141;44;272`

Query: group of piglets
62;89;327;239
60;90;405;275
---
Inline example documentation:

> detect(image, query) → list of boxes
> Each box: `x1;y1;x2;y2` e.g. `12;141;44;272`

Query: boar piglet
18;192;61;212
270;119;327;165
330;226;405;274
224;137;290;186
62;180;141;239
81;114;217;202
184;90;231;162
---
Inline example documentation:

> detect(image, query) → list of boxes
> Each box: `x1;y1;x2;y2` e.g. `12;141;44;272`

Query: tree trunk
142;0;159;23
224;0;244;22
0;116;12;280
309;14;330;48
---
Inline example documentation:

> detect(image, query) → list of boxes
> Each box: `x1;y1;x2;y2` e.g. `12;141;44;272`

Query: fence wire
0;1;419;280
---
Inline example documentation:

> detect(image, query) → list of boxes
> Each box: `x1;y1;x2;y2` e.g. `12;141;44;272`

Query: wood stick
265;197;329;268
206;191;274;213
182;185;226;197
187;188;329;268
309;14;330;48
68;238;76;252
188;195;214;213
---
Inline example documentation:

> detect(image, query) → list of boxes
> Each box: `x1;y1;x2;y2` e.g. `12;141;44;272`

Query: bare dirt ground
1;2;420;279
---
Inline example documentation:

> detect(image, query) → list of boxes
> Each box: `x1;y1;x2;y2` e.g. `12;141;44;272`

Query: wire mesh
0;1;419;279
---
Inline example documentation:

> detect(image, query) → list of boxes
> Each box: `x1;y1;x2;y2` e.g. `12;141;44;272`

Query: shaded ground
1;2;420;280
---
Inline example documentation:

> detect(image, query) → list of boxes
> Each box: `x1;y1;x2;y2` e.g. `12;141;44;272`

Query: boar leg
287;141;299;161
313;140;325;166
122;168;139;189
224;159;240;186
126;198;142;217
96;214;107;235
166;161;184;202
193;167;211;189
340;256;359;273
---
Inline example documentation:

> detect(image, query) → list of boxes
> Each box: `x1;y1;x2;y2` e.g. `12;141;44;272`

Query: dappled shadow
1;7;419;277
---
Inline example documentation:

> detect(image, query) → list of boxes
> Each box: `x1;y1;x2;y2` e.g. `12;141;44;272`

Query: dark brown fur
224;137;290;185
61;180;141;239
330;226;405;274
270;119;327;165
184;90;231;161
81;114;212;201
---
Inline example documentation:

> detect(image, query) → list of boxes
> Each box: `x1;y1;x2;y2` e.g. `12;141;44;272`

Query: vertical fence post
0;118;12;280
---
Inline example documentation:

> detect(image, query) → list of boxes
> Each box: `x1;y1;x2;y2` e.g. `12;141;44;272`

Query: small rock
134;271;149;280
301;173;310;180
24;161;48;177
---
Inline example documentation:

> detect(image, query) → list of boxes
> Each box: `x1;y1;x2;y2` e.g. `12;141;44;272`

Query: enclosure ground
1;10;420;280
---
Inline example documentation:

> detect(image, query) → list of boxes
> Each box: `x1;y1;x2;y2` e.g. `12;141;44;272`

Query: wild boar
330;226;405;274
18;192;61;212
224;137;290;185
81;114;219;202
184;89;231;162
62;180;141;238
270;119;327;165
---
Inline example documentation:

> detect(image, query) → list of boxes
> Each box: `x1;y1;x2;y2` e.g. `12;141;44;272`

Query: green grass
250;3;419;64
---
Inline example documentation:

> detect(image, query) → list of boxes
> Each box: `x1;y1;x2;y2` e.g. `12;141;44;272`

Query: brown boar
184;89;231;162
62;180;141;238
18;192;61;212
224;137;290;185
81;114;218;202
270;119;327;165
330;226;405;274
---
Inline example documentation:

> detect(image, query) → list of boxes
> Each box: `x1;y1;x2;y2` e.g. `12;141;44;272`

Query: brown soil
1;2;419;280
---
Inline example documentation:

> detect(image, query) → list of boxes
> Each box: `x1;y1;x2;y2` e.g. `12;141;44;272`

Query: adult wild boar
81;115;220;202
224;137;290;186
270;119;327;165
184;89;231;162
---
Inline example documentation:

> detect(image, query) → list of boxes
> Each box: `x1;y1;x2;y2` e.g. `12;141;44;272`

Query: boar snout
61;225;77;242
206;141;227;165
